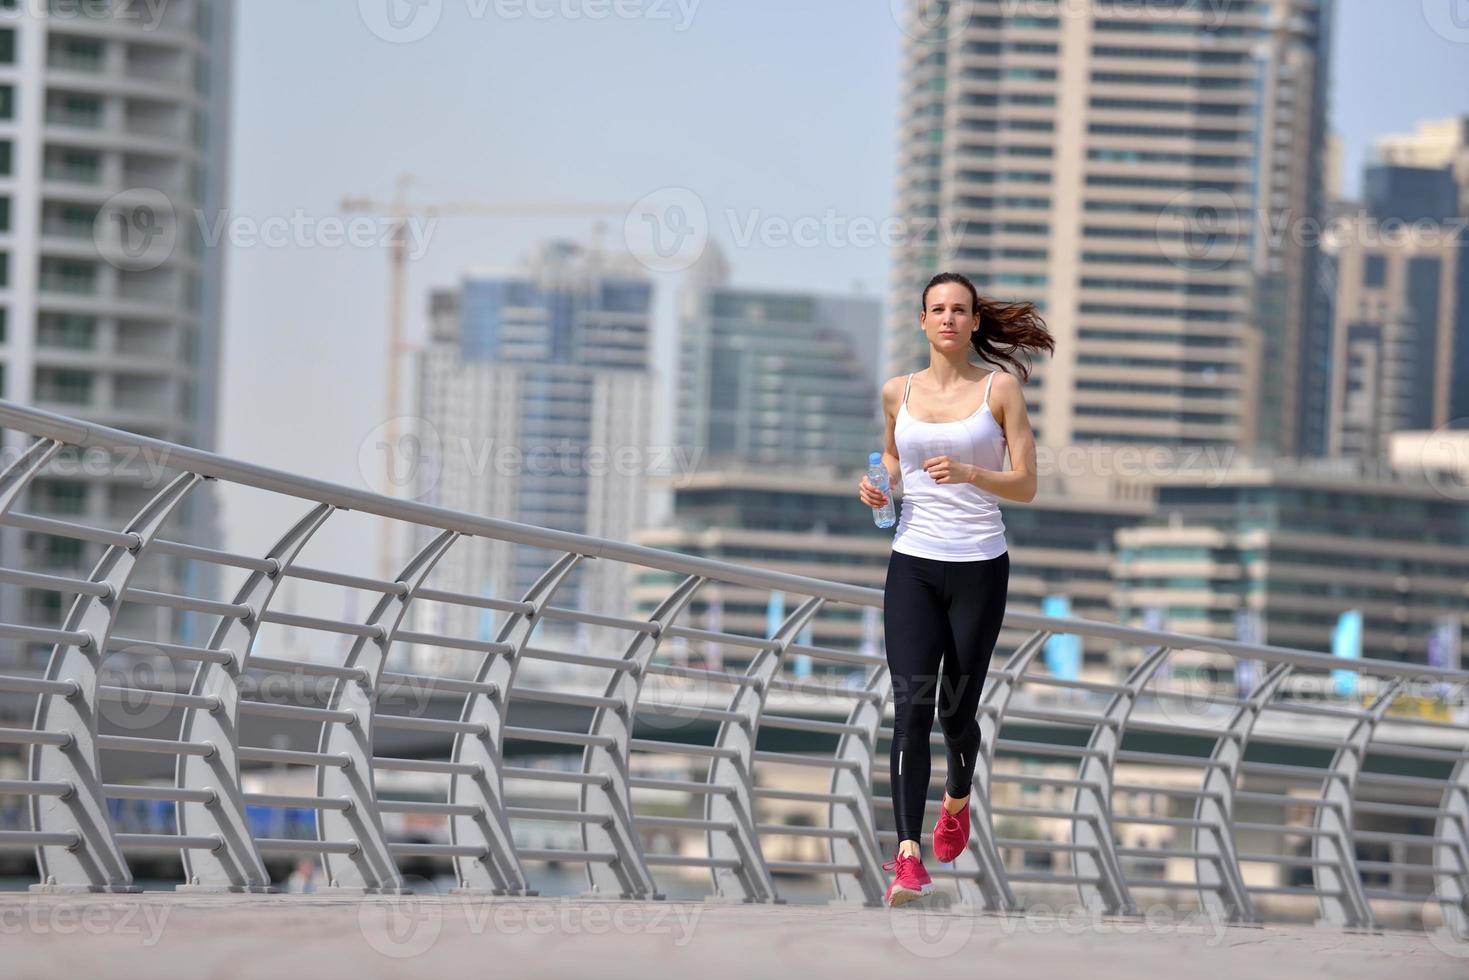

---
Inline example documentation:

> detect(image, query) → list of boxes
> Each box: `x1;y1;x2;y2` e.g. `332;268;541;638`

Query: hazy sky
217;0;1469;568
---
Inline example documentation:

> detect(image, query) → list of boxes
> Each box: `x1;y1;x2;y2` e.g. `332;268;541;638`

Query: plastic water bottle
868;452;896;528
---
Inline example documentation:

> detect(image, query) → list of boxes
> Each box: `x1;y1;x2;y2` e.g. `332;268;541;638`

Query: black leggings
883;548;1009;845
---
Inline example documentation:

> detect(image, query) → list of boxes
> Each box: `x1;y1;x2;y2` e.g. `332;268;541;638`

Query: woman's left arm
923;372;1038;503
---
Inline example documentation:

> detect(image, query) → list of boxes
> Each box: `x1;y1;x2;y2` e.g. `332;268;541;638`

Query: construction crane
341;174;627;578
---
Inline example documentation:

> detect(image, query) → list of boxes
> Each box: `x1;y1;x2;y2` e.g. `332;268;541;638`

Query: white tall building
0;2;233;659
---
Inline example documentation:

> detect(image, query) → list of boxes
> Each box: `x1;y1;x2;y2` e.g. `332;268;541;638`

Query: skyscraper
0;1;233;657
676;244;883;471
886;0;1333;456
414;240;655;664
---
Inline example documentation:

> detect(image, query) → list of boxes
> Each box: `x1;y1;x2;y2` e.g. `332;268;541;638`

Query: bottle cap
868;452;882;465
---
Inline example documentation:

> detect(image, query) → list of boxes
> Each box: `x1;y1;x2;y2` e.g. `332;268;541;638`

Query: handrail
0;398;1462;944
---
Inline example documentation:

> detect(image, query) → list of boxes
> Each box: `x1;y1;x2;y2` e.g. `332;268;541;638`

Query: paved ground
0;892;1463;978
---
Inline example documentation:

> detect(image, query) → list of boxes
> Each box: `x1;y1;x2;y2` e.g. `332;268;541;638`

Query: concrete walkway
0;892;1462;978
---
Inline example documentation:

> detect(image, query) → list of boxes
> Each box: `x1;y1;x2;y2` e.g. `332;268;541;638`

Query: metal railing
0;399;1462;941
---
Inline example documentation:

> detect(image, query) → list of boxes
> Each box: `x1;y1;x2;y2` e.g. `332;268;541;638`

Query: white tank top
891;369;1009;561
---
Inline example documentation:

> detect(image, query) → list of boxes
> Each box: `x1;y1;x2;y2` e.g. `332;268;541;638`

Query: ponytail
921;272;1055;383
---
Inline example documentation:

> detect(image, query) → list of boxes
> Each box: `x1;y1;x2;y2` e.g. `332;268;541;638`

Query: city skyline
208;2;1469;575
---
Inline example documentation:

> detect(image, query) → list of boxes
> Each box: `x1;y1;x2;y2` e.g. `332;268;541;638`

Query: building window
44;146;101;183
48;35;104;71
45;91;103;128
0;85;13;121
0;28;14;65
37;313;96;349
35;367;93;406
1363;254;1387;288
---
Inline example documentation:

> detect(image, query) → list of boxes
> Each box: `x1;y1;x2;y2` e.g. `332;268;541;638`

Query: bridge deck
0;892;1459;978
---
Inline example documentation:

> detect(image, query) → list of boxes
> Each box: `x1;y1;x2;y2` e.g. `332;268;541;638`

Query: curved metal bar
175;503;334;892
0;438;63;513
317;529;459;893
1311;676;1404;929
704;594;825;904
826;662;890;907
1072;645;1173;915
29;472;202;892
582;572;705;899
1193;661;1293;924
1434;751;1469;942
450;551;585;895
951;628;1050;912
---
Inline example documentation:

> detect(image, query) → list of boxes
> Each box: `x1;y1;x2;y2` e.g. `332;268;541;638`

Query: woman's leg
883;550;950;856
936;551;1010;801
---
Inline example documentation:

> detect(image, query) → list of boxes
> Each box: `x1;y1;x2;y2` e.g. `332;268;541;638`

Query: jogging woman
857;271;1054;906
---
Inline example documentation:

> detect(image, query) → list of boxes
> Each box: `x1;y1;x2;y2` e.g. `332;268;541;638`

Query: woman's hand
923;456;979;486
858;473;890;508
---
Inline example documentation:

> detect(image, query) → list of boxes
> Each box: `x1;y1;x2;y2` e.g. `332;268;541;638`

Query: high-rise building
414;241;655;665
886;0;1333;456
1325;169;1469;456
0;2;233;658
676;244;883;470
1374;116;1469;216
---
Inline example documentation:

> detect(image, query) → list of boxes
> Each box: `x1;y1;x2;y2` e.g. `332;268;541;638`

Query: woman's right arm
858;376;904;507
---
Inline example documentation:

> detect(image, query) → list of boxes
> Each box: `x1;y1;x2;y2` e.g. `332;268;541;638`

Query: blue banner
1042;594;1080;681
1331;609;1362;698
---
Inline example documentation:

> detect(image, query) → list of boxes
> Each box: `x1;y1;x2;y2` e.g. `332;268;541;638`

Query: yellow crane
341;174;627;577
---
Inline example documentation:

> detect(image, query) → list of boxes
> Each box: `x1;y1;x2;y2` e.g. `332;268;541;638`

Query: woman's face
920;282;977;352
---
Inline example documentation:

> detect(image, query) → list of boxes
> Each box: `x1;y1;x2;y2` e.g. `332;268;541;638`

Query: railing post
317;530;459;893
1310;676;1403;931
581;572;705;899
451;551;585;895
826;661;889;907
1073;645;1175;916
704;594;825;903
176;502;333;892
1193;661;1291;925
30;471;202;893
951;627;1050;912
1434;752;1469;942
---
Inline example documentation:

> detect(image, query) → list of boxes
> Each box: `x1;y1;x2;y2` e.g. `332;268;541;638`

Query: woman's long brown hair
921;271;1055;383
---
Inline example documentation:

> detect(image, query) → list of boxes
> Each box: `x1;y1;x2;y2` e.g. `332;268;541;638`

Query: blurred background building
0;0;233;662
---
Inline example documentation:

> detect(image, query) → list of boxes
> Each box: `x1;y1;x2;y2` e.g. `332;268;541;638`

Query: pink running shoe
882;850;933;907
932;796;971;863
